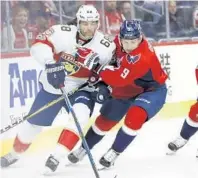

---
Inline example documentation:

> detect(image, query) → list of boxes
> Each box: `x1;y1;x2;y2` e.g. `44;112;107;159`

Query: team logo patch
127;54;141;64
60;53;81;75
62;61;80;75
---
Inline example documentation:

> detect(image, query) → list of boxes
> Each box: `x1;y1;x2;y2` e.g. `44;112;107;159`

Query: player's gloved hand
88;71;101;87
45;62;66;89
95;82;112;104
88;64;115;86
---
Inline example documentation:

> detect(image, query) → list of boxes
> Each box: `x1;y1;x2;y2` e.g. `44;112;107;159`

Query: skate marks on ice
1;154;197;178
1;119;198;178
0;152;117;178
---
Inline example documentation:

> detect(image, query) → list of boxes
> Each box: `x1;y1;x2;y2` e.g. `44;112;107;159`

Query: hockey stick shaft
61;87;100;178
0;82;88;134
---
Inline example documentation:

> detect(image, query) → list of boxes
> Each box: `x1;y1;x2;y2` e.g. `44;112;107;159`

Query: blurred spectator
119;1;132;20
134;1;162;24
85;1;103;12
27;10;52;46
62;1;85;18
134;1;145;6
177;1;197;7
142;1;162;24
132;0;163;39
193;7;198;30
102;1;124;35
2;0;197;52
42;0;58;13
191;7;198;37
156;0;185;37
24;1;56;26
85;1;98;6
2;4;29;49
177;6;193;32
1;1;6;49
23;1;56;46
1;1;7;24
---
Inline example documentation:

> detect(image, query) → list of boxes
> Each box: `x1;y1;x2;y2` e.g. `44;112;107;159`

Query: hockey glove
46;63;66;89
88;71;101;87
96;82;112;104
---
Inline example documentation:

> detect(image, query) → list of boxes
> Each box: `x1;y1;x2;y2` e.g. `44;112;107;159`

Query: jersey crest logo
63;61;80;75
127;54;141;64
60;53;81;75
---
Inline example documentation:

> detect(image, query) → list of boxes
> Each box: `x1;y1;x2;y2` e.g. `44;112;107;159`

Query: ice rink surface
1;118;198;178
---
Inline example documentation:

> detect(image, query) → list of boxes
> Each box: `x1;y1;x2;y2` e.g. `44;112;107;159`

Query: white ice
1;118;198;178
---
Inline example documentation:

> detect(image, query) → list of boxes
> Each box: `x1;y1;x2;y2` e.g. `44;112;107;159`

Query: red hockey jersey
100;35;168;99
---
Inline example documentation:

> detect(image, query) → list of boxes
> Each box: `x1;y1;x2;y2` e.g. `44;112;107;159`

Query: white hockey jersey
30;25;115;94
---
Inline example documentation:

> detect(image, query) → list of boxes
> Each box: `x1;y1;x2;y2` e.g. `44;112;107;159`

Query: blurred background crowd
1;0;198;52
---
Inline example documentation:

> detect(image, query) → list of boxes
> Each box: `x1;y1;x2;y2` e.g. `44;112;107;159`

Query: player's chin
125;50;131;53
85;33;94;39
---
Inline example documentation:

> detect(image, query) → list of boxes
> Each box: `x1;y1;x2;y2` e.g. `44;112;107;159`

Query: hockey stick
61;86;100;178
0;56;110;135
0;82;89;135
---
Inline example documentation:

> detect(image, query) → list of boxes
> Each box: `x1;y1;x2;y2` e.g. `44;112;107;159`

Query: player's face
121;37;141;53
79;21;98;40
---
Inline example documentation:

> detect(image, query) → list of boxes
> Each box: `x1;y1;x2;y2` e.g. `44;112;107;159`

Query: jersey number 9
121;68;130;79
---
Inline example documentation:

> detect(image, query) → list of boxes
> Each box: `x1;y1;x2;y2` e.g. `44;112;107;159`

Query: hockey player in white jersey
1;4;115;169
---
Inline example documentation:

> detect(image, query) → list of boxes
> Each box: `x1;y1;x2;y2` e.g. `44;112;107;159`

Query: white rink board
1;44;198;138
154;44;198;102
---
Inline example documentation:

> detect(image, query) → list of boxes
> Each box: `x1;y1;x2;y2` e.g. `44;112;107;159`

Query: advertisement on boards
1;44;198;138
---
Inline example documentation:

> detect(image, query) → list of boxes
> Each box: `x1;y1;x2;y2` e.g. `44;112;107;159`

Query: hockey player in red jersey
167;66;198;158
0;5;115;170
68;20;168;168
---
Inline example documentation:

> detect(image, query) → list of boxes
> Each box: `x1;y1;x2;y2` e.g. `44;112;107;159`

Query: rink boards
0;42;198;156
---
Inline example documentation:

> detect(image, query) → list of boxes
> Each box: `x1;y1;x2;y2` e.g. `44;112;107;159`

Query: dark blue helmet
120;20;142;40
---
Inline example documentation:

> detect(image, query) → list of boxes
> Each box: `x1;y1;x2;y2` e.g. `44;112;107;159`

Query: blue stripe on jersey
134;69;162;90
